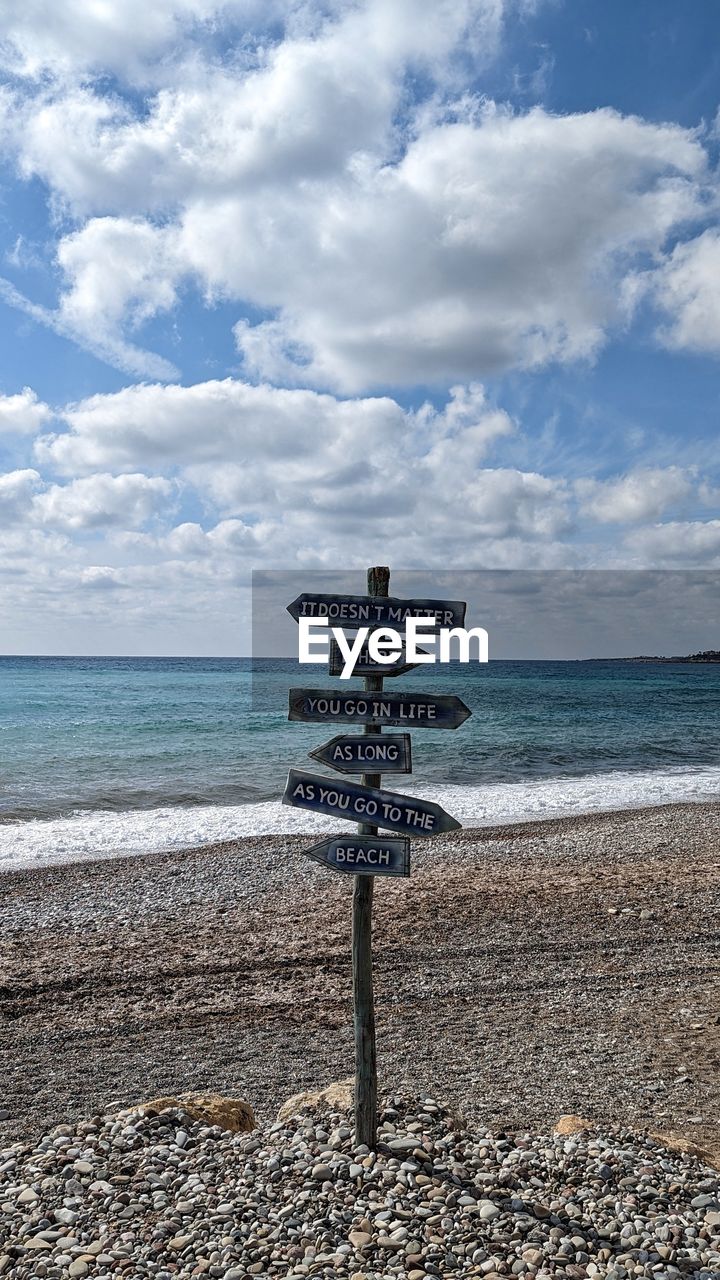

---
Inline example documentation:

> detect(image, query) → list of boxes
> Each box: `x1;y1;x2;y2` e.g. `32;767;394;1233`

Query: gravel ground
1;802;719;1163
2;1092;720;1279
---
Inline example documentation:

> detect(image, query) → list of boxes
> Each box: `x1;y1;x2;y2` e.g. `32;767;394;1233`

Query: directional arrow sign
309;733;412;775
282;768;461;837
289;688;471;730
287;592;466;629
328;637;430;679
303;835;410;878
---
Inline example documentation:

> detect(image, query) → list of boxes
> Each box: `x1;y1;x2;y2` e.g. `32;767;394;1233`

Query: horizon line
0;653;715;663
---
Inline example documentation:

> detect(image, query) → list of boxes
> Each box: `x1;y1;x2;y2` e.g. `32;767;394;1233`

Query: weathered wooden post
353;564;389;1148
283;571;471;1152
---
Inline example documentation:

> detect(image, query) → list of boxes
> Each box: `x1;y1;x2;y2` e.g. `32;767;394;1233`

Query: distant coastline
583;650;720;663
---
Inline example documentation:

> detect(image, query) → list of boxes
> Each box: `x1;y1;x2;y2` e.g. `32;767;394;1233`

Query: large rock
277;1078;355;1122
118;1093;255;1133
554;1114;594;1136
552;1118;718;1171
650;1129;719;1170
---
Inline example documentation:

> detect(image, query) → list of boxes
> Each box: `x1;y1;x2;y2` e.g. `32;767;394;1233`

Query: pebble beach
2;1091;720;1279
2;800;720;1277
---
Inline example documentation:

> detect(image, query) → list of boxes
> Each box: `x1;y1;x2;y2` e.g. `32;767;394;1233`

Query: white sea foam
1;764;720;873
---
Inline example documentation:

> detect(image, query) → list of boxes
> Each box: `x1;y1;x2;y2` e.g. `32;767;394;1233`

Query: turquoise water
1;656;719;867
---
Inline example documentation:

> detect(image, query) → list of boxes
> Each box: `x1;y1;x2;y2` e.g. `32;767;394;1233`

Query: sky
0;0;719;654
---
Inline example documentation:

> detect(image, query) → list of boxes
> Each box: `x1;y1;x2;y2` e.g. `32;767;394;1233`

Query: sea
1;655;720;872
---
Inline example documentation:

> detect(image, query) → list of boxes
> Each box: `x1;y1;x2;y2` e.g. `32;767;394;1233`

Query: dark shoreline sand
2;801;719;1162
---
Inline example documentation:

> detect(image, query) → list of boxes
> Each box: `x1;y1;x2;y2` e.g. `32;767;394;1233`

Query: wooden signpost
283;568;471;1148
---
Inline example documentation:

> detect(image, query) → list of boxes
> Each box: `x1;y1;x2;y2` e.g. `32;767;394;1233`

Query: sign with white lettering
287;593;466;629
302;834;410;878
289;688;471;730
328;637;429;678
282;768;461;836
309;733;412;775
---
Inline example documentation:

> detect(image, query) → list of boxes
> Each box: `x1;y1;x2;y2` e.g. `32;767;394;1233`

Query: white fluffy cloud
226;106;707;390
25;375;575;553
37;103;706;390
0;268;178;383
10;1;504;213
36;378;551;540
1;0;505;86
1;369;715;619
0;469;43;524
38;378;720;570
0;388;52;435
123;517;283;564
3;0;504;228
1;370;718;646
35;377;408;474
646;230;720;356
33;473;175;530
0;468;173;531
626;520;720;566
1;0;712;388
52;219;181;380
577;467;694;524
0;0;279;80
0;527;69;559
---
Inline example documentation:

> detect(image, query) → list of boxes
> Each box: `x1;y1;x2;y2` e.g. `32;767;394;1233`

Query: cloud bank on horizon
0;0;719;652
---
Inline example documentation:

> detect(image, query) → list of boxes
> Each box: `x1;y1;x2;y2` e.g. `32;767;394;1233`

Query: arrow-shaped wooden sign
289;688;471;730
328;637;430;679
309;733;412;775
282;768;461;837
303;834;410;878
287;592;466;629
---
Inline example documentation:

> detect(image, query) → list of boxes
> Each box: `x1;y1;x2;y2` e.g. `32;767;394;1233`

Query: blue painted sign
303;835;410;878
282;768;461;836
328;637;429;678
309;733;412;775
287;592;466;629
289;688;471;730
